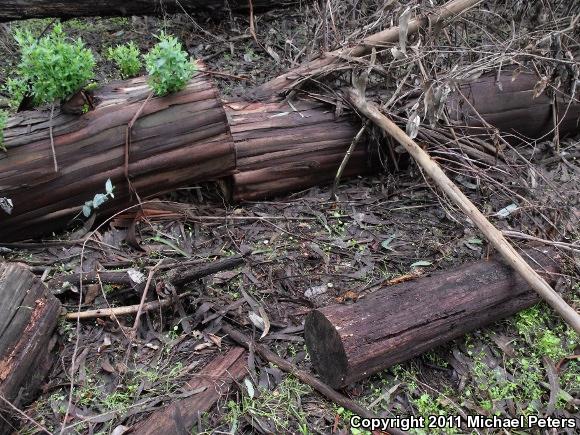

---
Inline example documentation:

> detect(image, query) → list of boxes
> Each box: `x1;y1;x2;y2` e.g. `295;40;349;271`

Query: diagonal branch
252;0;482;98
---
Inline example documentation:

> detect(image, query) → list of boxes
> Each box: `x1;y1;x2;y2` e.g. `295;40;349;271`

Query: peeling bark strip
132;347;247;434
0;73;235;242
0;263;61;434
304;249;560;388
224;100;379;201
0;0;305;22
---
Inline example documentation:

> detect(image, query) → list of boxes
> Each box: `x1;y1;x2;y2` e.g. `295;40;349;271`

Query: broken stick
346;89;580;333
64;293;192;320
51;254;246;291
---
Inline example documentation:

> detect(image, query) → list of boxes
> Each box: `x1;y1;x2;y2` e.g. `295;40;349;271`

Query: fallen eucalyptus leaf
495;204;518;219
127;268;146;284
399;7;412;54
411;260;432;268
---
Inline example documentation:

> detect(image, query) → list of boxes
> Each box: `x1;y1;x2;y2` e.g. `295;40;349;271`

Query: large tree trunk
0;263;61;434
223;100;378;201
0;0;304;22
304;249;560;389
0;73;235;242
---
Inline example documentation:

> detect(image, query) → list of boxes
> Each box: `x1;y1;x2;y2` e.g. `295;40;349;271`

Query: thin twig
131;259;164;333
331;120;368;199
49;103;58;172
64;292;191;320
125;91;154;182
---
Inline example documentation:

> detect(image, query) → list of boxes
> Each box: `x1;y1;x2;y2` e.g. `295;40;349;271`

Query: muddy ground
0;2;579;434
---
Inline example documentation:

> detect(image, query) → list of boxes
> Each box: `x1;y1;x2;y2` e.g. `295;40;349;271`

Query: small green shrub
106;42;142;79
14;23;95;106
144;32;196;96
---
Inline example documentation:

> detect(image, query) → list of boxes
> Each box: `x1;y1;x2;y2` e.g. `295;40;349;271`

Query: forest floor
0;2;578;434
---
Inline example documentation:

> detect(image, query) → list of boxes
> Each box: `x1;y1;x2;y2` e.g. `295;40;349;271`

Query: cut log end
304;310;349;388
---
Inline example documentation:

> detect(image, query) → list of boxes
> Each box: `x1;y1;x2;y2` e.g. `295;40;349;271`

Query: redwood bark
0;0;304;22
0;263;61;434
224;100;379;201
0;73;235;242
304;249;560;388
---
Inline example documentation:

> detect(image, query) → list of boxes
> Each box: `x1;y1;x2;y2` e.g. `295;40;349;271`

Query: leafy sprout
106;42;142;79
143;32;196;96
83;179;114;217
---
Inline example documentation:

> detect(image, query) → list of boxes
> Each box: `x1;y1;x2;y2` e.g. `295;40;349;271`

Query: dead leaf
265;45;280;63
258;306;270;339
98;335;112;353
533;76;549;98
84;283;100;305
207;333;222;348
399;7;413;54
193;342;213;351
127;268;145;284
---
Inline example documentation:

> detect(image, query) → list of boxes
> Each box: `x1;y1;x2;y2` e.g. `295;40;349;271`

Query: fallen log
131;347;247;434
0;73;235;242
0;0;305;22
304;249;561;388
2;70;577;241
0;263;61;435
446;71;580;141
223;100;378;201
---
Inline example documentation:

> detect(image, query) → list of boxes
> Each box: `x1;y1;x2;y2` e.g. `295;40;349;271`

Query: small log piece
131;347;247;434
0;263;61;434
304;249;561;388
224;100;379;201
0;73;235;242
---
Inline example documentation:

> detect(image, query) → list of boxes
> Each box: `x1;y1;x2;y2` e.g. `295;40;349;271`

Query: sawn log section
224;100;378;201
304;249;561;388
0;73;235;241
